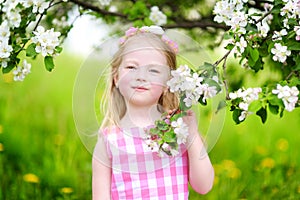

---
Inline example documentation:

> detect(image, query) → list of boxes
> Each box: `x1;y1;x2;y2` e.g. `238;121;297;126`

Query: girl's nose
135;66;147;82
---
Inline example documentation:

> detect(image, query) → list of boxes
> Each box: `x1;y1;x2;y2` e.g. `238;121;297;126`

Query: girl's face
115;48;170;108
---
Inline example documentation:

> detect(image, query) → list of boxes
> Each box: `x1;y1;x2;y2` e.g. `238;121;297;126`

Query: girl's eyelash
125;65;136;69
149;69;160;73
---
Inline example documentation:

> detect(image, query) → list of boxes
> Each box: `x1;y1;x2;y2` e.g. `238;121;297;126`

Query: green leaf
197;62;215;72
26;43;37;57
44;56;54;72
279;108;284;118
55;46;63;54
156;120;169;131
163;131;176;143
287;41;300;50
258;43;269;57
294;55;300;70
268;42;275;53
268;104;279;115
256;107;267;123
248;100;262;112
203;78;222;92
198;96;207;106
150;127;161;135
232;109;242;124
248;56;256;67
216;100;227;113
251;57;263;72
225;43;235;50
250;48;259;62
268;95;284;107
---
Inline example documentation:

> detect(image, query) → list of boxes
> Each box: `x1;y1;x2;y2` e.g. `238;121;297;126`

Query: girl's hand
183;110;199;137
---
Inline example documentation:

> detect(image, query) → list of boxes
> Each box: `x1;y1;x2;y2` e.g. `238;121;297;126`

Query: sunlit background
1;16;300;199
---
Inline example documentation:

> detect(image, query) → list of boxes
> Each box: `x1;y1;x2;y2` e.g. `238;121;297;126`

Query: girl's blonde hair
100;32;179;128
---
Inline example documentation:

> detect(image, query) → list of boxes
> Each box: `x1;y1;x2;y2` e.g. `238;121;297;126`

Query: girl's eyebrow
122;59;139;65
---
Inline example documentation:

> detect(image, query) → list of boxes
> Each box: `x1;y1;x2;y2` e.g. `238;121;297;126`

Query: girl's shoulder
99;125;122;137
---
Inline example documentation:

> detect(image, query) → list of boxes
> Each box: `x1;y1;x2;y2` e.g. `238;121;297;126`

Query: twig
285;70;296;80
69;0;127;18
255;10;272;24
213;49;232;67
222;51;230;100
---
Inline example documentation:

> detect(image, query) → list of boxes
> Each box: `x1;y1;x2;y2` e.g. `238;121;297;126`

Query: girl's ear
114;75;119;88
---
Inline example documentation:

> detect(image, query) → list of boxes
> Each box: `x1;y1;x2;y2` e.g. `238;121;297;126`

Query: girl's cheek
150;84;166;96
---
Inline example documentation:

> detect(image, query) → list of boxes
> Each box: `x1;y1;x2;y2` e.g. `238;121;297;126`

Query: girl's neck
120;104;162;129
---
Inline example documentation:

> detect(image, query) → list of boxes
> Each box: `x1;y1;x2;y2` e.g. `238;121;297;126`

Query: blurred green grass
0;52;300;199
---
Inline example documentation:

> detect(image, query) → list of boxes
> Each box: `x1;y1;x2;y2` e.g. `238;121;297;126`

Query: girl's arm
92;135;112;200
184;110;215;194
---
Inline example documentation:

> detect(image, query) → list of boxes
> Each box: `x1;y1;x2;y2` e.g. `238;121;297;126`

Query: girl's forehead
121;48;167;65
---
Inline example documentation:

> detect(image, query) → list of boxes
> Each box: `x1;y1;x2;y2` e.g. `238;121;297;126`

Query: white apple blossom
13;59;31;81
1;0;21;13
149;6;167;26
52;16;69;28
183;91;201;107
21;0;34;8
187;9;201;20
6;10;22;28
272;84;299;112
257;20;270;37
200;83;218;102
171;117;189;145
271;43;291;63
167;65;191;93
239;102;249;110
235;36;247;54
239;110;252;121
294;25;300;41
229;87;262;121
280;0;300;19
32;0;50;14
32;26;61;57
0;41;13;60
99;0;111;6
272;29;288;41
0;21;10;41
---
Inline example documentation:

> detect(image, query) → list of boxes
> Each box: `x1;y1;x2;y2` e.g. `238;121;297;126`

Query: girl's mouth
133;86;149;91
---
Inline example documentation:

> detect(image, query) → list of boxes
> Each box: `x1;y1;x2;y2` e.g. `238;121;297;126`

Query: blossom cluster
1;0;50;16
271;43;291;63
13;60;31;81
272;84;299;112
213;0;248;34
149;6;167;26
229;87;262;121
213;0;299;63
0;21;12;68
0;0;65;81
167;65;218;107
145;110;189;157
32;26;61;57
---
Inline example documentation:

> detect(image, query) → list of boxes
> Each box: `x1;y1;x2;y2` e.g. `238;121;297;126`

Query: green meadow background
1;50;300;200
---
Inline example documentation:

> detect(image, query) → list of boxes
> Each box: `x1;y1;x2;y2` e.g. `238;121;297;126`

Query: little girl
92;26;214;199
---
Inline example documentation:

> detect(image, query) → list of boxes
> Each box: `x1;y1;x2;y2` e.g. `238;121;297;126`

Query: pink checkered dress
101;126;189;200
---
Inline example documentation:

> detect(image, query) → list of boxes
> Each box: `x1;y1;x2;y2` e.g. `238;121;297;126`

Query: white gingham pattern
101;126;189;200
